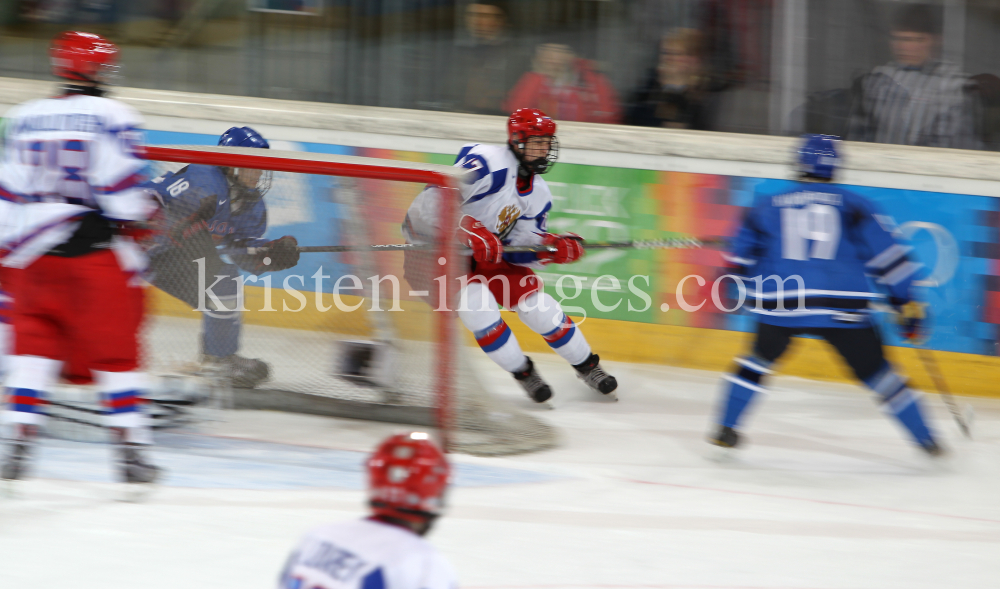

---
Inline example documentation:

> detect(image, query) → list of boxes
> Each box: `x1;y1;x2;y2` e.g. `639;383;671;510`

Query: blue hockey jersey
144;164;268;272
727;182;921;328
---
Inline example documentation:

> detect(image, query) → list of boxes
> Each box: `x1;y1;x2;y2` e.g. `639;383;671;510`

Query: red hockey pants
11;250;145;374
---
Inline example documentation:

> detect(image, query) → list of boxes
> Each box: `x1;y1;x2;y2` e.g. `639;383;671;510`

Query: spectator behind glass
449;2;520;115
625;29;721;130
848;4;980;150
505;43;620;124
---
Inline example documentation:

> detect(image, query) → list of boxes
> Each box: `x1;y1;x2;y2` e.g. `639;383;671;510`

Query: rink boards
2;76;999;399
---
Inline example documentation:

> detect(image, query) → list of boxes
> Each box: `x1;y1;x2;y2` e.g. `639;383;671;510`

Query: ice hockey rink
1;353;998;589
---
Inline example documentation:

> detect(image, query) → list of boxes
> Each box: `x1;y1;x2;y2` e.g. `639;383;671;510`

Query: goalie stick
230;237;723;256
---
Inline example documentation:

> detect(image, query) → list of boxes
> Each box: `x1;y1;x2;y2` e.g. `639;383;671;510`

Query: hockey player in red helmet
278;432;456;589
0;31;161;486
403;107;618;404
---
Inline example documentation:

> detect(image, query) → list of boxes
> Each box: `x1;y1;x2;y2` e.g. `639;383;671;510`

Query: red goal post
140;146;557;456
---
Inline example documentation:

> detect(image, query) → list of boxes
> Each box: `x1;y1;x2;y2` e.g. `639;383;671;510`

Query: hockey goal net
137;145;557;456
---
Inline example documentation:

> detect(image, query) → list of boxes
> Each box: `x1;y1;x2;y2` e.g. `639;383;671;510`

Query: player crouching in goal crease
278;433;457;589
142;127;300;388
0;32;161;485
402;108;617;403
709;134;942;456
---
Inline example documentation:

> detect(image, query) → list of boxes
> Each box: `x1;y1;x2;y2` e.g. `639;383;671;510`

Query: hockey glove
457;215;503;264
538;233;585;265
257;236;300;272
894;300;929;345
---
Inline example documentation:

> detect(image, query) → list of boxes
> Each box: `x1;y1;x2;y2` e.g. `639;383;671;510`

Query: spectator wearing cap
848;4;980;150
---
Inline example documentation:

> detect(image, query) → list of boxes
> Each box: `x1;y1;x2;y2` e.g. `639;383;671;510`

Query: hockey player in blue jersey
710;134;942;456
144;127;300;387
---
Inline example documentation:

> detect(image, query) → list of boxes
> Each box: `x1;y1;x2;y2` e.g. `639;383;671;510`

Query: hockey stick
234;237;723;256
915;347;973;438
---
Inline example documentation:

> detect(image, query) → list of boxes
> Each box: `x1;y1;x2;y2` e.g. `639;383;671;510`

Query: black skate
709;425;740;449
920;439;945;457
204;353;270;388
1;424;37;482
573;353;618;398
512;357;553;403
114;430;161;485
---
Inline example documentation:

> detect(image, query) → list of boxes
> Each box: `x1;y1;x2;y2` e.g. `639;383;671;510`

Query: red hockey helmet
507;107;559;174
50;31;119;84
367;432;450;524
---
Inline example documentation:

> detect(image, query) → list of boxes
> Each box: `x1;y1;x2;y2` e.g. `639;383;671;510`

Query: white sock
514;292;591;366
458;282;528;373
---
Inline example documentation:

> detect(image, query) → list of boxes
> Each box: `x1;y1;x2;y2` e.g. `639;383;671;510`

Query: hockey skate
202;353;270;389
708;425;740;448
113;428;161;501
512;357;553;404
1;424;37;496
573;353;618;400
707;425;740;463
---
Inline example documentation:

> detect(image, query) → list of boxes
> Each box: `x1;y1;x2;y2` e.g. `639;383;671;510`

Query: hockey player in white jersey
278;432;456;589
403;107;617;403
0;31;161;484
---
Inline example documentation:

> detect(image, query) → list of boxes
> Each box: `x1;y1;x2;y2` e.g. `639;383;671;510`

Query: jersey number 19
781;204;841;261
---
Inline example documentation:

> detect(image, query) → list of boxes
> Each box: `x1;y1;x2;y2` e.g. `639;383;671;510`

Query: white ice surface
1;354;998;589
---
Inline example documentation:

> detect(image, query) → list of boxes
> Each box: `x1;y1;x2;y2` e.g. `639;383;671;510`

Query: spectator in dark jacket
448;2;522;116
506;43;620;124
626;29;722;130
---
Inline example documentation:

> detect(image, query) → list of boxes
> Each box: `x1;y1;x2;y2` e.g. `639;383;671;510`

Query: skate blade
603;390;619;402
117;482;159;503
707;444;739;464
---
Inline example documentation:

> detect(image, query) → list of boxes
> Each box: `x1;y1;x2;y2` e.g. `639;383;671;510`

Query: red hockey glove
457;215;503;264
895;300;929;345
256;236;300;272
538;233;585;265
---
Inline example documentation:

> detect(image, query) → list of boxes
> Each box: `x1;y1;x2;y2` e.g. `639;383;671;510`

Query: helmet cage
225;168;272;203
510;132;559;175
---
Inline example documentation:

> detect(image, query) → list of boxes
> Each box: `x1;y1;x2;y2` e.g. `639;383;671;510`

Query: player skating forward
278;432;456;589
710;134;942;455
403;108;617;403
143;127;300;388
0;31;161;483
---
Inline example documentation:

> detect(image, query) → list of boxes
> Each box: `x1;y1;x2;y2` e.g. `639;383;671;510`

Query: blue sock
719;356;771;428
864;365;935;446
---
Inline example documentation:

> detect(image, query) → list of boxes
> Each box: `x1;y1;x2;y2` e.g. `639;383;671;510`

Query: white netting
140;147;557;456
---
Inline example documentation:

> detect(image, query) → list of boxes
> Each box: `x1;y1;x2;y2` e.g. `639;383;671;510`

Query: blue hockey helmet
797;134;840;180
218;126;270;149
217;126;271;199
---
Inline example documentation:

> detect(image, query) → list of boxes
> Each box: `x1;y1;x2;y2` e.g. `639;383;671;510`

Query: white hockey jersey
278;518;457;589
0;93;156;268
403;143;553;267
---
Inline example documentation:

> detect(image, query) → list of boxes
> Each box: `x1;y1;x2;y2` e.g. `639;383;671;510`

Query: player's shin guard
515;292;591;366
202;298;241;358
95;370;152;445
864;365;937;449
719;356;772;429
459;282;527;373
1;356;59;481
2;355;60;427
